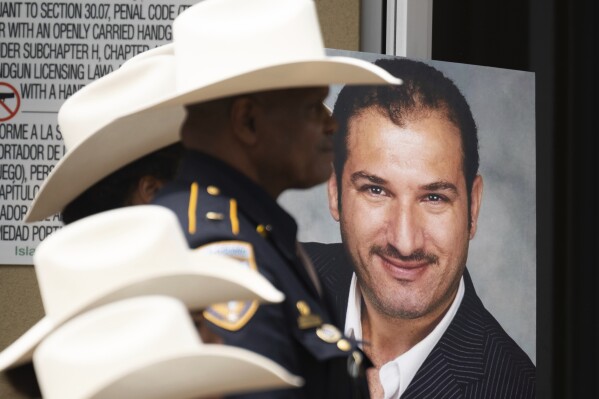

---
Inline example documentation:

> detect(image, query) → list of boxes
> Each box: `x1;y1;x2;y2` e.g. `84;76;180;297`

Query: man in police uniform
150;0;400;398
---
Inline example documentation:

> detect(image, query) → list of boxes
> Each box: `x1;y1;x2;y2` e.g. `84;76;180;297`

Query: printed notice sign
0;0;199;264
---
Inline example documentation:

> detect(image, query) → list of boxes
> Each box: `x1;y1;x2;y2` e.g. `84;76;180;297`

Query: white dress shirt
345;273;465;399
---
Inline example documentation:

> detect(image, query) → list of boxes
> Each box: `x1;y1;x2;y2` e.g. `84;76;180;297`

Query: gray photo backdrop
279;49;536;364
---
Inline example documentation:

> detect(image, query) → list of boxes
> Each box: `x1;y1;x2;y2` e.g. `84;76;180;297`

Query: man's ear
132;176;165;205
327;169;340;222
230;97;258;146
469;174;484;239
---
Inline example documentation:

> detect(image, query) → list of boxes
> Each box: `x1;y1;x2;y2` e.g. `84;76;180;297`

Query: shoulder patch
197;241;259;331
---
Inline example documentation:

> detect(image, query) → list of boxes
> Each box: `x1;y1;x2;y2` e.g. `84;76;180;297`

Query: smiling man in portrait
306;57;536;399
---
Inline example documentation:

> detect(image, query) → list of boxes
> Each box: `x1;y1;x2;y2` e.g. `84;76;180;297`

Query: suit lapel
304;242;353;328
402;270;486;398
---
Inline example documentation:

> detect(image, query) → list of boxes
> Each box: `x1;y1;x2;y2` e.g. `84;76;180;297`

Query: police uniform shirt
152;150;368;399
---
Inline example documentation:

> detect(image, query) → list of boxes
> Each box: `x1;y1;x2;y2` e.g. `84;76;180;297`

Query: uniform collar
177;150;299;260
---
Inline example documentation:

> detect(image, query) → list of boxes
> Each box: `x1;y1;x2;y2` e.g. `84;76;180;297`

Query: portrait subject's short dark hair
332;58;479;202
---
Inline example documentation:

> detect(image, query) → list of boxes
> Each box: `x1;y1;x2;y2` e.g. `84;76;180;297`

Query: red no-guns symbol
0;82;21;122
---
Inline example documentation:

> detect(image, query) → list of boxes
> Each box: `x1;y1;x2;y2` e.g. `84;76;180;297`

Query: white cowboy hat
157;0;401;106
25;0;401;222
1;205;284;371
34;295;303;399
24;49;185;222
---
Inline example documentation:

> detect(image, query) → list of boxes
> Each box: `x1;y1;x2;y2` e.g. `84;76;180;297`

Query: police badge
197;241;260;331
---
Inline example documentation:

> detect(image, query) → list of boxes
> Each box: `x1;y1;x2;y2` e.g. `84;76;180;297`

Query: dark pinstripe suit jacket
305;242;536;399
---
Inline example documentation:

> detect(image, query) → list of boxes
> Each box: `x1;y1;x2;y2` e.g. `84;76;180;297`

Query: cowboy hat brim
26;47;401;222
0;254;283;370
86;347;304;399
159;55;403;109
24;106;185;222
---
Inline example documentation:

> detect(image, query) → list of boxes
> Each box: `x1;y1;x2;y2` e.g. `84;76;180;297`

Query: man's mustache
370;245;439;265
